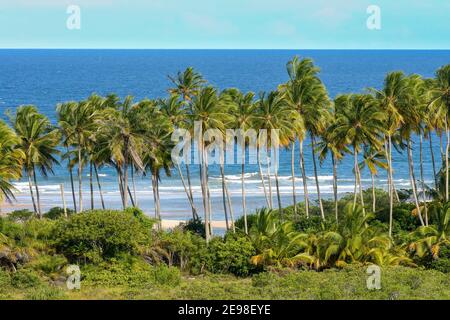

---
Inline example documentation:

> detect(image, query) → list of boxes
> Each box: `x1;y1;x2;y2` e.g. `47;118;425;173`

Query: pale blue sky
0;0;449;49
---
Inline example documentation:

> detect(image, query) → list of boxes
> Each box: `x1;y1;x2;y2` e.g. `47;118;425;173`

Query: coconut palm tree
409;201;450;260
279;56;322;219
0;120;24;211
159;94;199;221
428;65;450;202
57;100;98;213
332;94;385;216
96;96;145;209
358;146;388;213
9;106;60;218
190;86;231;242
169;67;206;219
227;89;257;234
254;91;296;217
373;72;409;237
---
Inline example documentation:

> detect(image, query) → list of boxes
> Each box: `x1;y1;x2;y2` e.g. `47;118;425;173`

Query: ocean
1;49;449;221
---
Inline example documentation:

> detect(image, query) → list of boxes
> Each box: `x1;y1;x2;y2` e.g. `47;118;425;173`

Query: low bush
7;210;34;222
44;207;74;220
51;210;151;263
10;269;42;289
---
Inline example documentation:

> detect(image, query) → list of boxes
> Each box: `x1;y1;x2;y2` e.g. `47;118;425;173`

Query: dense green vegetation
1;191;449;299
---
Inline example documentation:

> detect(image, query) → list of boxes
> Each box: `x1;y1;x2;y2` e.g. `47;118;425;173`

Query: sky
0;0;449;49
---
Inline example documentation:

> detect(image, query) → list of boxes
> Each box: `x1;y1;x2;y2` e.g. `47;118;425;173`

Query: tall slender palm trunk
176;163;198;221
185;164;198;219
77;145;83;213
266;147;274;209
241;144;248;234
131;166;138;207
27;170;37;214
429;134;438;189
299;140;309;218
311;135;324;220
32;167;42;218
419;135;428;225
151;174;161;229
257;145;270;208
94;164;105;210
220;163;230;231
89;161;94;210
446;118;449;202
387;135;394;238
273;145;283;216
199;142;211;243
291;141;297;216
69;166;77;212
371;173;376;213
332;154;338;223
353;149;365;215
407;139;425;226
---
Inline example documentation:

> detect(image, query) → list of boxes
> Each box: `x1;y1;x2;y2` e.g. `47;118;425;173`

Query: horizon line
1;48;450;51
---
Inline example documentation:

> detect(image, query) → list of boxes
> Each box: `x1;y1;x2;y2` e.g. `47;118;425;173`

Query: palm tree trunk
32;167;42;218
69;166;77;212
429;134;438;189
355;150;366;215
224;168;235;233
291;141;297;216
27;170;37;214
151;174;161;229
176;163;198;220
89;161;94;210
257;145;270;208
419;135;428;225
156;177;161;228
440;132;445;162
77;144;83;213
311;135;324;220
94;164;105;210
387;135;394;238
371;173;376;213
205;153;213;238
186;164;195;208
117;165;126;208
131;165;138;207
220;163;230;231
199;142;211;243
446;117;449;202
266;147;273;209
332;153;338;223
299;140;309;218
241;144;248;234
127;186;136;207
123;163;129;208
274;145;283;216
407;139;425;226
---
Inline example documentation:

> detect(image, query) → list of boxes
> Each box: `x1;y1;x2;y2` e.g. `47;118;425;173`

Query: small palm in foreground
409;201;450;259
0;121;24;206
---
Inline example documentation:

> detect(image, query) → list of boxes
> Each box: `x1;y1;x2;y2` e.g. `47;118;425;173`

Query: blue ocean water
1;50;449;220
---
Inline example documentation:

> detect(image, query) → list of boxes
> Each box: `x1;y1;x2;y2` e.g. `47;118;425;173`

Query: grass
2;266;449;300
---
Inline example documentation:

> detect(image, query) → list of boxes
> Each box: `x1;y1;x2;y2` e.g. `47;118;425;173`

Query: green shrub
44;207;74;220
182;219;206;238
52;210;151;263
124;207;156;230
30;254;68;275
204;235;258;277
11;269;42;289
7;210;34;222
23;218;56;241
376;203;420;232
151;264;181;286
